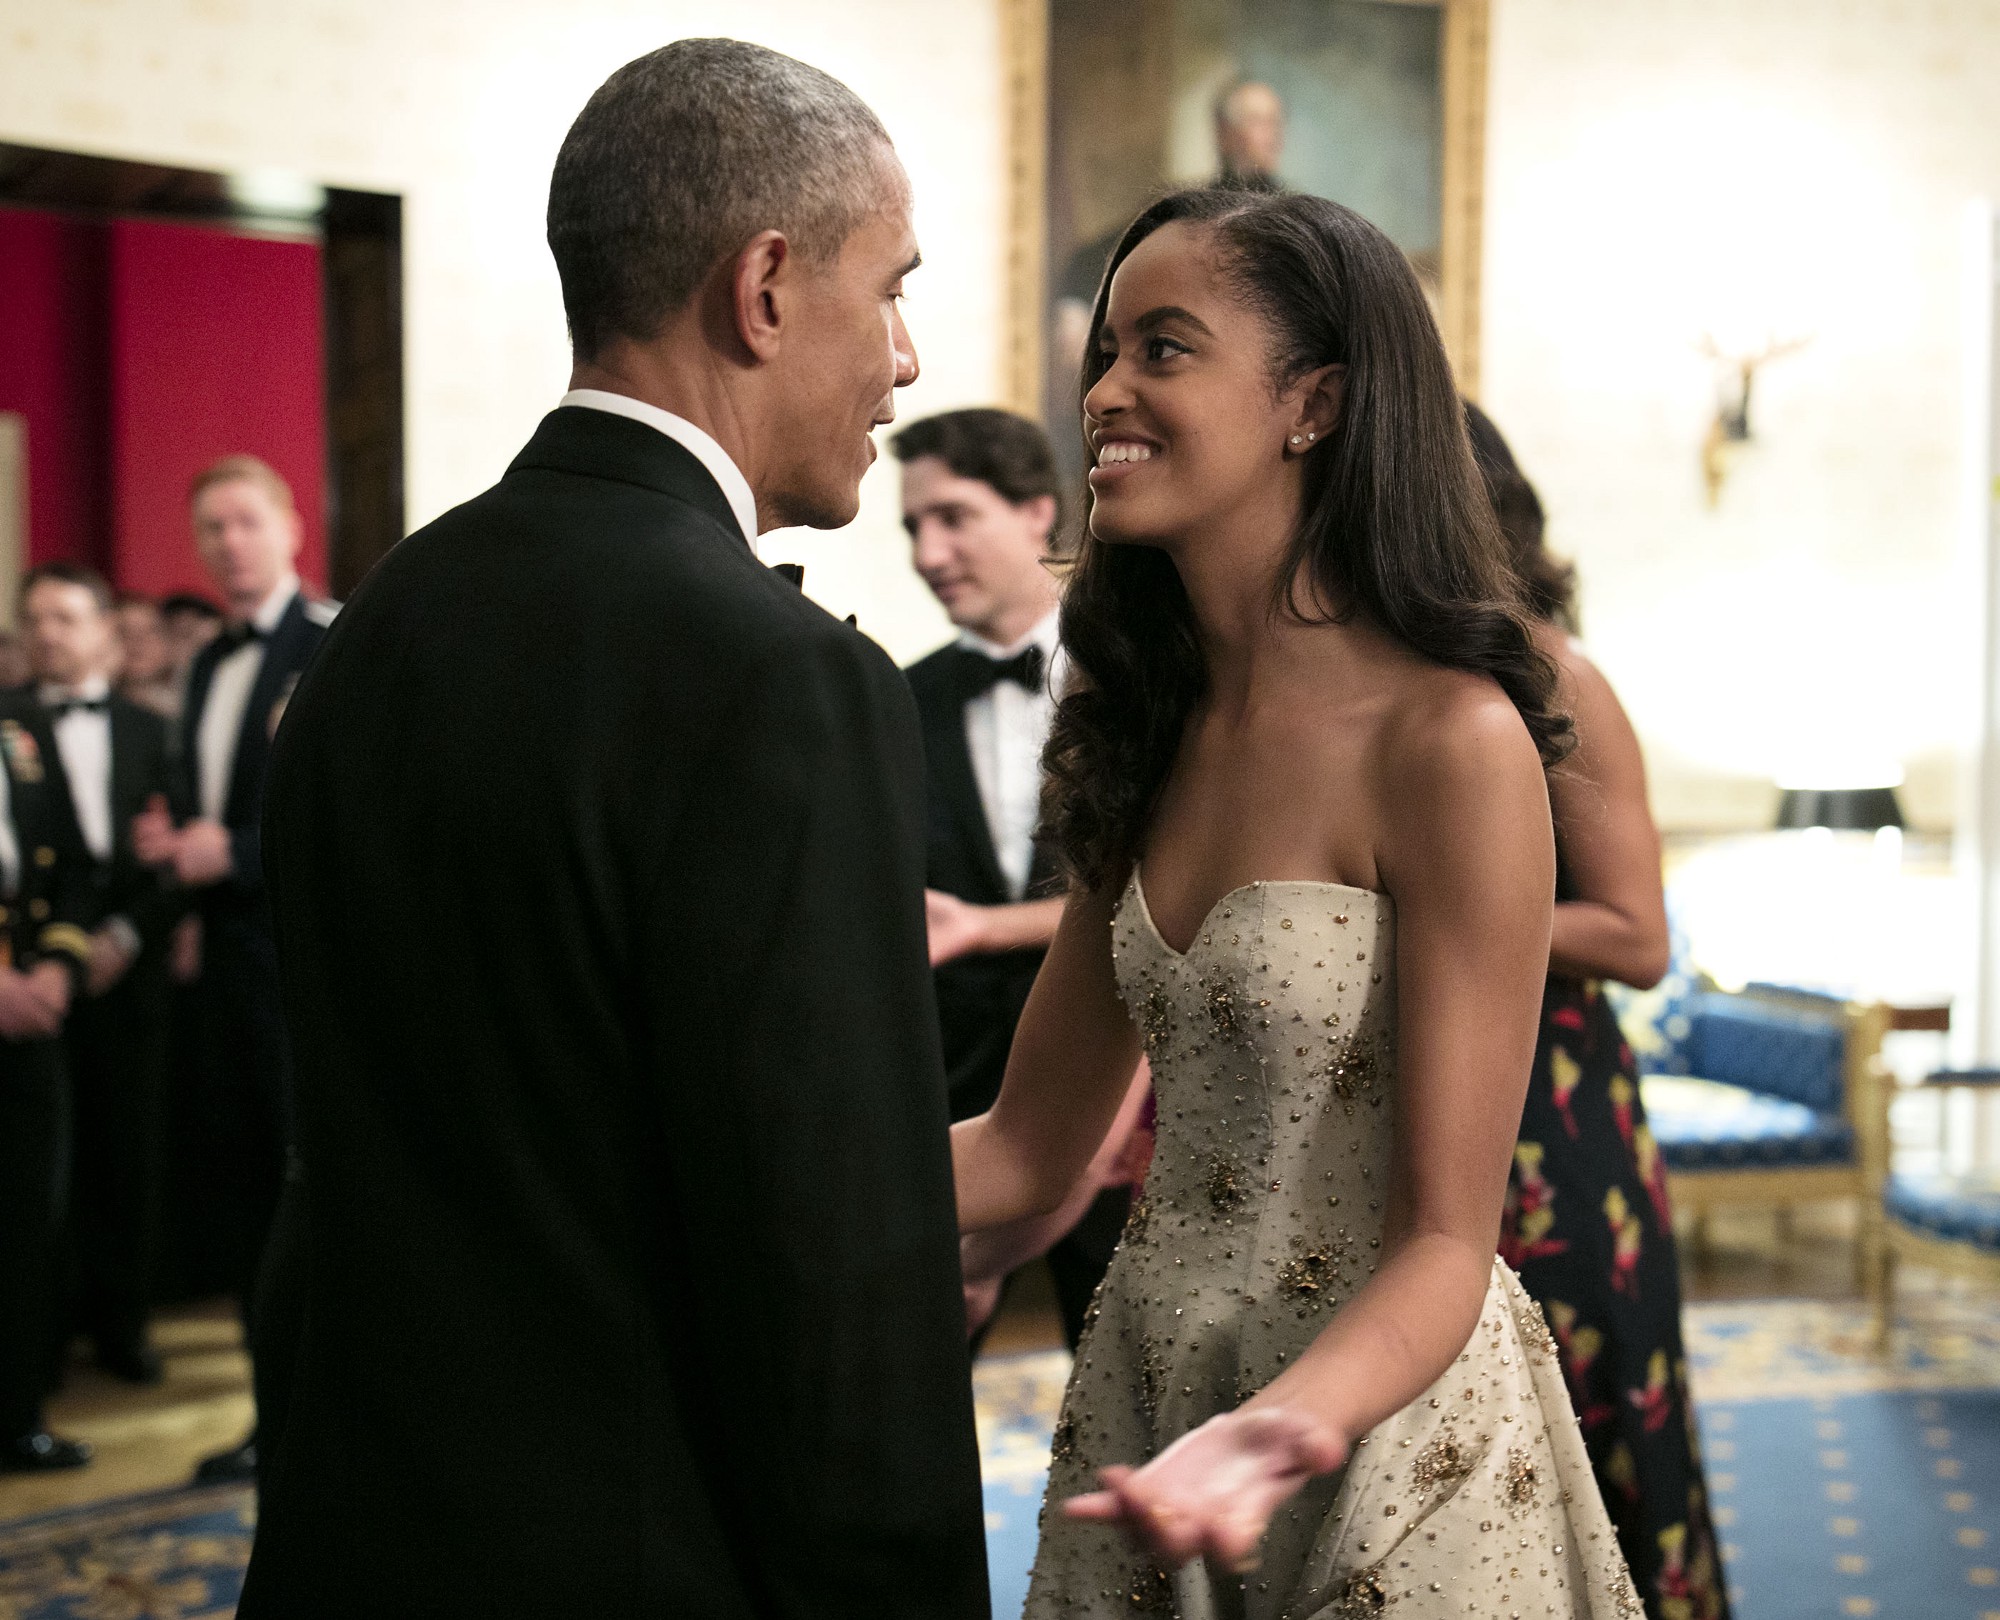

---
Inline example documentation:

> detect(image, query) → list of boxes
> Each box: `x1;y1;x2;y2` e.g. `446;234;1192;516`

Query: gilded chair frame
1871;1068;2000;1345
1663;994;1892;1287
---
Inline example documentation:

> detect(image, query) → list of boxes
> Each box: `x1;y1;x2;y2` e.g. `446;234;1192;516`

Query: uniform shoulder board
305;598;341;628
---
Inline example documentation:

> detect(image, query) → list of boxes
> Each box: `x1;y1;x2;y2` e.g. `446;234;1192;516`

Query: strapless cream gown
1023;875;1642;1620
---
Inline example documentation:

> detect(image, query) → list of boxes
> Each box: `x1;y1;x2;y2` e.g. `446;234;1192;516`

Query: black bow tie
45;695;109;719
953;644;1046;699
216;622;269;657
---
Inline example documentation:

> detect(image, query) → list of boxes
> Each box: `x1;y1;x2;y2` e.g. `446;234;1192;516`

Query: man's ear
730;229;792;364
1020;493;1058;551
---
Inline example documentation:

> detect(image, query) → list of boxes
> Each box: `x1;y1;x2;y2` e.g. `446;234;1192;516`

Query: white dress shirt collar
43;676;115;863
957;608;1061;664
249;573;301;635
38;674;111;706
559;389;759;550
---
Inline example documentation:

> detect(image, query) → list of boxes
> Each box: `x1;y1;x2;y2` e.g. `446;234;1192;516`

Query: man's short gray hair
548;39;893;359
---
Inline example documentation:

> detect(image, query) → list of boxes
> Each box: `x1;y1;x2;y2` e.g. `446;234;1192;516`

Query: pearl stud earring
1290;435;1303;445
1307;431;1316;441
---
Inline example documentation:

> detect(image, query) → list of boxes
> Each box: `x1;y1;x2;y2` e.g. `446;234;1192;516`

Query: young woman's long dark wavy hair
1043;187;1573;892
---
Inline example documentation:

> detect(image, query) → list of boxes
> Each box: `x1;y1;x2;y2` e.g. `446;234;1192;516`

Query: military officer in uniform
132;454;334;1484
24;562;179;1384
0;693;98;1472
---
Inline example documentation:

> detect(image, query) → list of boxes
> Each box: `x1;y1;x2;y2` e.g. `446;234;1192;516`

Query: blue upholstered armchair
1637;985;1891;1275
1876;1068;2000;1340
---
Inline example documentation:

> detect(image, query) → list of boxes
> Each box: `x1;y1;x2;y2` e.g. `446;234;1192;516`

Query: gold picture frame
1001;0;1489;414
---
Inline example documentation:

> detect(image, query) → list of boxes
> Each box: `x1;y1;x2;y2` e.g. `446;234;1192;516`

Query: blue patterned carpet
11;1293;2000;1618
0;1483;251;1618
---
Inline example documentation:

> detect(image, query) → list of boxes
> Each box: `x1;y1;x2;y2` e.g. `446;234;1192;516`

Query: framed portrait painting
1000;0;1488;478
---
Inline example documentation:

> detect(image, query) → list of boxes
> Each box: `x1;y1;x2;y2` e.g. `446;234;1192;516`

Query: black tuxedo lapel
512;406;748;547
917;684;1009;904
226;594;309;827
179;643;221;809
109;701;147;843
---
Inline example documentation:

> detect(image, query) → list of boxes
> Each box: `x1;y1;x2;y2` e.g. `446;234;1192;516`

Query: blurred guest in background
893;408;1144;1347
23;564;179;1386
113;594;182;720
0;691;97;1472
1473;404;1730;1620
158;593;223;682
131;454;334;1485
0;631;32;691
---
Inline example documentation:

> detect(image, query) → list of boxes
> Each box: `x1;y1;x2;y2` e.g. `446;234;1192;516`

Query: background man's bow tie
216;622;269;656
954;644;1046;698
46;695;110;718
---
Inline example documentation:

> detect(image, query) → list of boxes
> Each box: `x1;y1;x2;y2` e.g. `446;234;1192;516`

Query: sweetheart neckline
1127;867;1390;961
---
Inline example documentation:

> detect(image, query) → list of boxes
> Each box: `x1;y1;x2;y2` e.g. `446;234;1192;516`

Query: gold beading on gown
1024;876;1643;1620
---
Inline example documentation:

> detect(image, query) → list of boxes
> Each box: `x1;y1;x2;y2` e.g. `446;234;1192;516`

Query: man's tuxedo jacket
41;693;178;956
178;591;331;916
243;406;989;1620
903;646;1060;1122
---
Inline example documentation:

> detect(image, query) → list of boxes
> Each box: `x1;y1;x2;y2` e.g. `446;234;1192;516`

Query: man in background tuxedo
23;564;178;1385
131;456;334;1484
893;408;1133;1348
241;40;985;1619
0;692;97;1472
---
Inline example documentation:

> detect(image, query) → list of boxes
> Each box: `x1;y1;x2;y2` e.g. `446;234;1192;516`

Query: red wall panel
107;219;324;600
0;208;110;569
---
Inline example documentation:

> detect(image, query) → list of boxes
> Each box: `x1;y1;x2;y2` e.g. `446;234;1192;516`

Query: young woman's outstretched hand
1063;1406;1346;1572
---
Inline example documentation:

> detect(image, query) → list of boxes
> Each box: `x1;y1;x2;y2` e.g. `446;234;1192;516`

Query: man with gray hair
241;39;988;1618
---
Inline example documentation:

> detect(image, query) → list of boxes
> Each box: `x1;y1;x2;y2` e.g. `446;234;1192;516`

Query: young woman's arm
952;879;1146;1234
1067;691;1555;1570
960;1064;1153;1336
1541;632;1669;988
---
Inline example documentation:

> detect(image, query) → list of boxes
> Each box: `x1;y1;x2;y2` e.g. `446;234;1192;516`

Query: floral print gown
1502;976;1732;1620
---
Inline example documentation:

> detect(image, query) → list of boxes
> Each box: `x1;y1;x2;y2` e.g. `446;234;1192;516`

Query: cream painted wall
0;0;990;662
1482;0;2000;830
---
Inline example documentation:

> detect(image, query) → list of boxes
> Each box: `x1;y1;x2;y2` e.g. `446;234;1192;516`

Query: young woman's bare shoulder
1375;665;1543;806
1384;664;1552;884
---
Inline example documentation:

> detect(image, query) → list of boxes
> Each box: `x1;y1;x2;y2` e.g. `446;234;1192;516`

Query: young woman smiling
952;187;1641;1618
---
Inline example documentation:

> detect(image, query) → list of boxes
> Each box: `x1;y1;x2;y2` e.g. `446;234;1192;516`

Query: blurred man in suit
242;40;985;1619
132;456;334;1483
113;593;181;721
895;410;1065;1118
158;593;222;684
893;408;1140;1349
23;563;178;1384
0;693;97;1472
